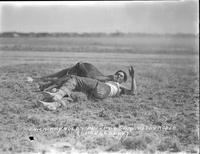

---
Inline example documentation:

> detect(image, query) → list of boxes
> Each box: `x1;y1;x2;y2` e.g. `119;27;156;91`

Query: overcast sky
0;1;198;34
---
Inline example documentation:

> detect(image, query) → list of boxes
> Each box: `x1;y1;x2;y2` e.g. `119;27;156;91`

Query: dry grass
0;36;199;154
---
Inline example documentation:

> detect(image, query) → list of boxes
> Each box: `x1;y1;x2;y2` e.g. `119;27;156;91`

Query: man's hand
129;66;135;78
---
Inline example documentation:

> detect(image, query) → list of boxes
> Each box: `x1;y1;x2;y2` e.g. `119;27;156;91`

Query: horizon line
0;31;198;35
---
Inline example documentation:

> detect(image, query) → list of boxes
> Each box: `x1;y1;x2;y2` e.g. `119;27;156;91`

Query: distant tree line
0;32;197;38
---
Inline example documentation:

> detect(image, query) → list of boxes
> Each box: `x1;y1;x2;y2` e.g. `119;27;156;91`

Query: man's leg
40;76;78;109
29;63;80;91
39;66;75;82
43;62;96;79
29;62;106;91
39;76;111;110
42;76;99;103
77;62;104;77
38;62;101;91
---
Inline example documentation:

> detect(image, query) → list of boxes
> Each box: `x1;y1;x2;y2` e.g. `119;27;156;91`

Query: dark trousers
38;62;104;91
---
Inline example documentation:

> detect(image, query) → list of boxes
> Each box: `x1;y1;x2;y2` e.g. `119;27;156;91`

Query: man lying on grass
28;62;128;92
39;66;137;110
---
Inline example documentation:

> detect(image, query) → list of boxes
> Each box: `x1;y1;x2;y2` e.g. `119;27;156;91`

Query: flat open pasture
0;36;199;154
0;35;198;54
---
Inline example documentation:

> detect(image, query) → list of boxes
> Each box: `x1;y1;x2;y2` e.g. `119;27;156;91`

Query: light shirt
105;81;121;97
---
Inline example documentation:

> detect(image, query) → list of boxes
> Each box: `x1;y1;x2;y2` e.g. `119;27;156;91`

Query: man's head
113;70;127;84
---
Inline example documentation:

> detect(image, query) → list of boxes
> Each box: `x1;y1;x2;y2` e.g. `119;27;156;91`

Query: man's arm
120;66;137;95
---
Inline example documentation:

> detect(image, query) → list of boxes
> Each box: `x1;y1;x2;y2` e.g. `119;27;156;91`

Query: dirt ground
0;36;199;154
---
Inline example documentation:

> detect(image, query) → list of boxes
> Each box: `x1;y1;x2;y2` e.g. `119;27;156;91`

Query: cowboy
39;66;136;110
29;62;128;91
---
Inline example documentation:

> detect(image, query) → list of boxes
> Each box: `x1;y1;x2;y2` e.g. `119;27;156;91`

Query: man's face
113;71;125;84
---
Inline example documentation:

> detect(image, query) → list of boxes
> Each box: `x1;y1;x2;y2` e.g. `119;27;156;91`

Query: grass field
0;36;199;154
